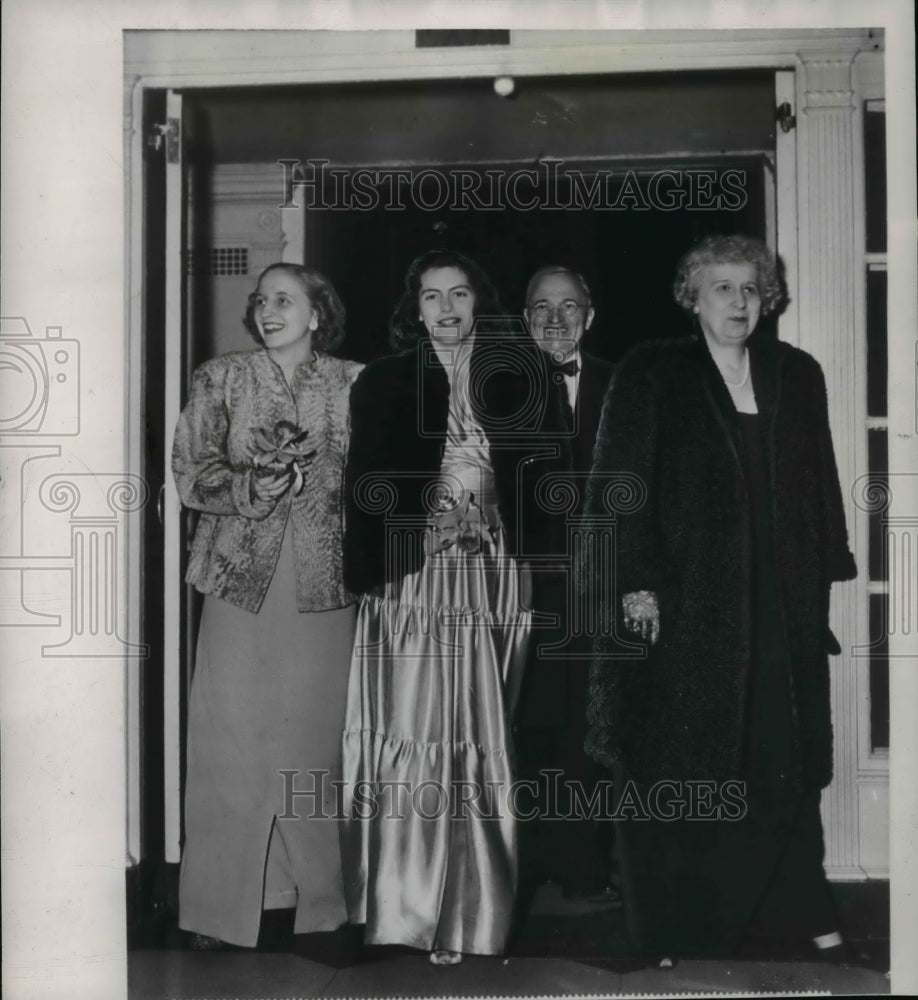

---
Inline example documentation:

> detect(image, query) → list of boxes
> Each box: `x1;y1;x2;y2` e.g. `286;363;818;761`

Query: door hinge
147;118;181;163
776;102;796;134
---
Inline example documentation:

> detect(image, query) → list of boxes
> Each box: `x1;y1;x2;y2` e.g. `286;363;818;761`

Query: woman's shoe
810;930;858;965
429;949;463;966
189;932;234;951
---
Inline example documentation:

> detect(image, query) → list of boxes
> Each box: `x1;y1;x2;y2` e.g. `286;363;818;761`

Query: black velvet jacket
582;333;857;789
344;333;573;608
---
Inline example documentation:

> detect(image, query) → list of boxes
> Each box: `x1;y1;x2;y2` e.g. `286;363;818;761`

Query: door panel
162;88;187;866
774;69;798;346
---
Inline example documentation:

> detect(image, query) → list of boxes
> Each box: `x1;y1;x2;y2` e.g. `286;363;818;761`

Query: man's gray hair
525;265;592;307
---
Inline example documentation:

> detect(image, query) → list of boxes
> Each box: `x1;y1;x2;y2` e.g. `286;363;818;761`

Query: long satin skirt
179;525;355;947
340;529;532;955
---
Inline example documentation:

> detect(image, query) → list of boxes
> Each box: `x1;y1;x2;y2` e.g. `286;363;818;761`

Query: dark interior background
182;70;776;364
304;160;768;362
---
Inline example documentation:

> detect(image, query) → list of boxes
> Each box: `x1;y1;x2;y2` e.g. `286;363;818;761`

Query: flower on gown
425;494;496;556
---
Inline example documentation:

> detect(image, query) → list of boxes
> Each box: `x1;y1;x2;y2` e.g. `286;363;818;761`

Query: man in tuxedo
515;266;616;905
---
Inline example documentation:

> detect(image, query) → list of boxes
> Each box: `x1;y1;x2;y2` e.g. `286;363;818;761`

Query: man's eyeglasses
529;300;583;318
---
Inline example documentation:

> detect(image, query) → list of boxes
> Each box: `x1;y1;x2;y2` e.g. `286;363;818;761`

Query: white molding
850;59;891;887
857;49;887;102
825;865;870;881
795;51;864;875
280;205;305;266
207;166;304;265
774;70;799;347
124;29;876;90
858;771;891;879
211;163;287;204
850;60;879;789
859;753;891;774
162;88;185;866
124;81;144;869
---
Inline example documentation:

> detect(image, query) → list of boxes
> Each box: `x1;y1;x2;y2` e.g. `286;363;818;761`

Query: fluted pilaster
796;54;863;876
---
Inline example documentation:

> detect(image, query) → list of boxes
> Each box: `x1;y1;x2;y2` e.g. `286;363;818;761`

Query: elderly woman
173;263;362;948
341;249;569;964
583;234;857;962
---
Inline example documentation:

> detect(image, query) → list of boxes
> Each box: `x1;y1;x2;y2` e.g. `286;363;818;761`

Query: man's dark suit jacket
516;348;614;727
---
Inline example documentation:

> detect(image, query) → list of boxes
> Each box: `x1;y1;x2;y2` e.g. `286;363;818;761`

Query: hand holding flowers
250;420;316;503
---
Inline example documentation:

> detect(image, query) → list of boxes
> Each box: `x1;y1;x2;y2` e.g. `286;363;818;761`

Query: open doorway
137;66;781;941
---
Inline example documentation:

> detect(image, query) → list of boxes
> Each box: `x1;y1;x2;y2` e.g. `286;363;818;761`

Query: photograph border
2;2;916;997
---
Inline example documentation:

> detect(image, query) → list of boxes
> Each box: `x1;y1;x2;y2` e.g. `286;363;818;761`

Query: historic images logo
278;769;749;823
279;158;749;213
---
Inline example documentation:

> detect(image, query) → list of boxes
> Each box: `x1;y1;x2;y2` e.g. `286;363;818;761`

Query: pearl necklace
720;350;750;389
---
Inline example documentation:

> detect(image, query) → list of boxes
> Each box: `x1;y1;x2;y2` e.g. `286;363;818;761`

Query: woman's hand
251;462;294;504
251;422;315;498
622;590;660;645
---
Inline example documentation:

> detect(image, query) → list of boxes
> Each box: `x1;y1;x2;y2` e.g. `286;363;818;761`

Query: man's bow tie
550;357;580;378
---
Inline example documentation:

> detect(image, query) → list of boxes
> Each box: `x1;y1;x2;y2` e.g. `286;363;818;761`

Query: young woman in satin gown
341;249;569;964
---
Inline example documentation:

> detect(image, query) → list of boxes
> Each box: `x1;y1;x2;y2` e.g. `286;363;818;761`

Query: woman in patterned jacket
172;263;362;949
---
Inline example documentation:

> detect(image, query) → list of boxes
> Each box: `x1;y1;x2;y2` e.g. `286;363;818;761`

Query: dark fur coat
344;333;572;608
582;333;857;789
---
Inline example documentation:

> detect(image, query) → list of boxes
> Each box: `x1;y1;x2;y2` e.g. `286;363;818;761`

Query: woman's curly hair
672;234;784;317
244;263;346;351
388;248;503;351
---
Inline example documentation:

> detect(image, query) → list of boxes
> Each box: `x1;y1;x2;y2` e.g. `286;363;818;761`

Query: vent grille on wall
415;30;510;47
186;247;249;276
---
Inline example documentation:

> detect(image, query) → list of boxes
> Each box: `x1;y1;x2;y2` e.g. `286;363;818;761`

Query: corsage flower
251;420;316;495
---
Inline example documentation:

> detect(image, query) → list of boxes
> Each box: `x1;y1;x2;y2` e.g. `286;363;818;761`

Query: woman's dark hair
244;263;346;351
672;234;784;316
388;249;502;350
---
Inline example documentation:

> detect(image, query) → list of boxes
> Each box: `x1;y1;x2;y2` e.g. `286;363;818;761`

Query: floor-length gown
713;412;837;944
618;410;838;958
179;522;356;947
340;344;532;955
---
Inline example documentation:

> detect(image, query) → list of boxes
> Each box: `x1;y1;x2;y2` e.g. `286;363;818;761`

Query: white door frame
774;68;799;348
161;89;185;865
